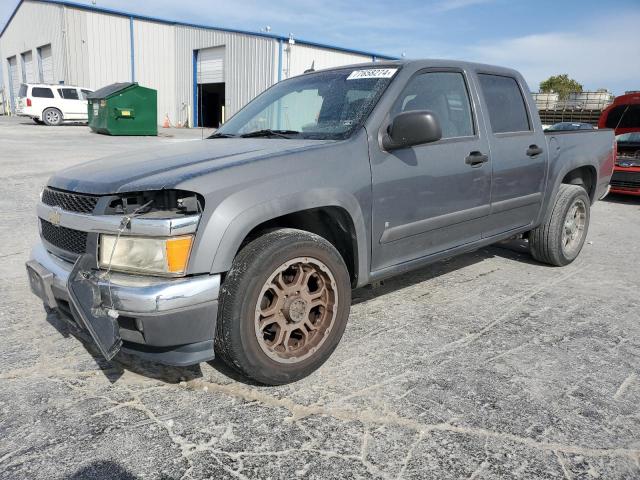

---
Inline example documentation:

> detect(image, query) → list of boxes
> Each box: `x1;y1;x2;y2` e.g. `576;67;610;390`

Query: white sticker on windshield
347;68;398;80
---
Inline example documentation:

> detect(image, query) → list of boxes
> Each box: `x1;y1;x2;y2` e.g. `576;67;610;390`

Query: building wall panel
63;6;90;87
0;1;65;110
133;20;176;124
84;11;131;88
62;7;131;89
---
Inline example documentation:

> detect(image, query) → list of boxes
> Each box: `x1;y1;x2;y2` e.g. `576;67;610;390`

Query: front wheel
529;184;590;266
215;229;351;385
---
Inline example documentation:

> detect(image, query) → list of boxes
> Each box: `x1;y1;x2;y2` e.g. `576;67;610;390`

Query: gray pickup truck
26;60;615;384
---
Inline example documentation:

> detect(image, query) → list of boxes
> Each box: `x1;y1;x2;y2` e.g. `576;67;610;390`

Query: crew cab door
370;69;492;271
475;73;547;236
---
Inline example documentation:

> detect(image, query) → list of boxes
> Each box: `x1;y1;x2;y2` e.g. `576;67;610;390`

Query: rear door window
80;89;92;100
478;74;531;133
58;88;79;100
32;87;54;98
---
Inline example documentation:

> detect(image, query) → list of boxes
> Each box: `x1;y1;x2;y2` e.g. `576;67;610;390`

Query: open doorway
198;82;225;128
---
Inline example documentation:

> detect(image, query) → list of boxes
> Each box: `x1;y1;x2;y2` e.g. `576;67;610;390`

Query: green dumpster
87;82;157;136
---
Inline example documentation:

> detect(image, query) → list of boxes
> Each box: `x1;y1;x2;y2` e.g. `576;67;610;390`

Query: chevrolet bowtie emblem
48;208;62;226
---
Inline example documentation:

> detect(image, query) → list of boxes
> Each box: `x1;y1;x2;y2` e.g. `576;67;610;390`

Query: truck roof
297;58;523;80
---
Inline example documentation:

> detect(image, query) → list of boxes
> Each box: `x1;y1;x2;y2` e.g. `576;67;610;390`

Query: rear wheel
42;108;63;126
529;184;590;266
215;229;351;385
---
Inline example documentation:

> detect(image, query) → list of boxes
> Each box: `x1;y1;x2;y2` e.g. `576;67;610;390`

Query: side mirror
383;110;442;151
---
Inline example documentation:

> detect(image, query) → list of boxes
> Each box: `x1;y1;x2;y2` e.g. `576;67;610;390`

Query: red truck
599;92;640;196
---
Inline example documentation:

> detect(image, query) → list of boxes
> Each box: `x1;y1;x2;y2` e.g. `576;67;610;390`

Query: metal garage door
21;51;35;83
8;56;20;110
197;46;225;84
38;44;54;83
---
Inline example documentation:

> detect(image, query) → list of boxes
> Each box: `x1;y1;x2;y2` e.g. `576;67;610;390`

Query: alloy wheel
562;199;587;257
254;257;337;364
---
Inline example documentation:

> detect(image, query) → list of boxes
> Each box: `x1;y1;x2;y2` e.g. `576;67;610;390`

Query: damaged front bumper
26;241;220;366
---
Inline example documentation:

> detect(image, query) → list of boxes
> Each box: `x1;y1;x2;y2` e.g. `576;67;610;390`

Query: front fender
189;188;370;286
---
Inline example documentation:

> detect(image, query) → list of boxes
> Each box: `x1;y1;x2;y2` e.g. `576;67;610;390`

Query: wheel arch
241;207;360;286
537;159;599;228
194;189;369;288
561;165;597;202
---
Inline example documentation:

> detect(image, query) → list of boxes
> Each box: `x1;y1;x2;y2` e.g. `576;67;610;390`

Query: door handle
526;145;543;157
465;151;489;167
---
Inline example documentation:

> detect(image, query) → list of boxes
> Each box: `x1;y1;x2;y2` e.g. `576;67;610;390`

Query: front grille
42;187;99;214
611;171;640;189
40;219;88;254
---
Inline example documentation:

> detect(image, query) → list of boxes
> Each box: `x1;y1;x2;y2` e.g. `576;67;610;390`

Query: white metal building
0;0;395;126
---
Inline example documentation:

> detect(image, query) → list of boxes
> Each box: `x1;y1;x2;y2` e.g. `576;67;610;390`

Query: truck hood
47;138;335;195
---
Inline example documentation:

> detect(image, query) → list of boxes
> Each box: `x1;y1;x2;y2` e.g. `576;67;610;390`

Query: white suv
16;84;94;126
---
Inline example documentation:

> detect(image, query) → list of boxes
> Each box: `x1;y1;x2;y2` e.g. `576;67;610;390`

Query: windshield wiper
240;129;299;139
208;132;236;139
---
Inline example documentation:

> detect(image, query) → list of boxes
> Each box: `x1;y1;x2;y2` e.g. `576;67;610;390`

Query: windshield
616;132;640;143
215;67;399;140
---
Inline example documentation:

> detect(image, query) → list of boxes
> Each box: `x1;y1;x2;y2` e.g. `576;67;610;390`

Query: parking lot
0;115;639;479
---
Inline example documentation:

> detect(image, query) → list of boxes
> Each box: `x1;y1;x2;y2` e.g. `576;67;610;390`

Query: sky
2;0;639;94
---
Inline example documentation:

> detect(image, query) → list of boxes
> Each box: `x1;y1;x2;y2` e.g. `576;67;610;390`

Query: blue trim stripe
277;39;283;82
1;0;397;60
129;16;135;82
192;50;198;127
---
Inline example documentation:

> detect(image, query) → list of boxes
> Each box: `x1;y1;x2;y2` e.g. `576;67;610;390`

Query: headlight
99;235;193;276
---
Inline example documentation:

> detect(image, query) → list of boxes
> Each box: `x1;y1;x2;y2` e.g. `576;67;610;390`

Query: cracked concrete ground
1;116;639;479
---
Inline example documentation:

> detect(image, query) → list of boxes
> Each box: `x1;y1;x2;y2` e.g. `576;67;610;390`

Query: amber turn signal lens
165;236;193;274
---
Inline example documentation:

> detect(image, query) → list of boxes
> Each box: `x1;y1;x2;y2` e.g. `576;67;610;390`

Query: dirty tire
215;228;351;385
42;108;63;126
529;184;590;266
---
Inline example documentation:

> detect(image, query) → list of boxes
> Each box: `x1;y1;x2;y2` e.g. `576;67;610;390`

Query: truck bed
544;128;615;201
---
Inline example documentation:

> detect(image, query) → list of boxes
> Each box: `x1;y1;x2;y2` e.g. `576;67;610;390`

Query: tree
539;74;583;100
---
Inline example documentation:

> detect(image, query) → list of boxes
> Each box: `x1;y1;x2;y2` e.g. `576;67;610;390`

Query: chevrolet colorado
26;60;615;384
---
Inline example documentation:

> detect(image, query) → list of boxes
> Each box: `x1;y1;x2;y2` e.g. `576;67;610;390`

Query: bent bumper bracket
67;254;122;361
